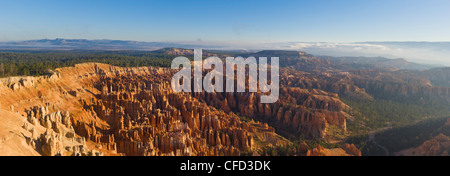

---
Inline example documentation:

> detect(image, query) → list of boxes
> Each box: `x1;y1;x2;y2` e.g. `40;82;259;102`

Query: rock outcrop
306;144;360;156
396;134;450;156
22;106;102;156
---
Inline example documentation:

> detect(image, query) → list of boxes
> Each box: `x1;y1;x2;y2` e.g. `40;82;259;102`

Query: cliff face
0;105;102;156
0;108;40;156
190;67;353;140
306;144;361;156
193;90;348;139
349;71;450;103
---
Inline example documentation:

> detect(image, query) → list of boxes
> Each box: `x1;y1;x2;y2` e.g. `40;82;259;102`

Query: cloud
252;42;450;66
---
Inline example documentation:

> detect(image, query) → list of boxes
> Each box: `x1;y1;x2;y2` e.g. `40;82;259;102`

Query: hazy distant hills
152;48;439;71
318;56;437;71
0;39;448;70
0;38;206;50
359;41;450;51
273;41;450;66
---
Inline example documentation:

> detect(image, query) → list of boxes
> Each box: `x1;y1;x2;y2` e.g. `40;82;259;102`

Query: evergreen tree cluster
0;51;175;77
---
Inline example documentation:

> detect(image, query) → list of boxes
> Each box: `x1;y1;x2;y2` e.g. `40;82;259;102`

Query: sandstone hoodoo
0;63;362;156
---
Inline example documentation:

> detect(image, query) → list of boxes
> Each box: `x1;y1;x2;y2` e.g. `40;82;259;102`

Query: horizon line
2;38;450;44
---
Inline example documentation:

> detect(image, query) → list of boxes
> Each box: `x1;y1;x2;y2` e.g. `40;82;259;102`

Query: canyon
1;48;449;156
0;62;359;156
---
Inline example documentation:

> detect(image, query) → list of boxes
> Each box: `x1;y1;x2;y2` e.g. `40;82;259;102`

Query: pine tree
0;63;4;77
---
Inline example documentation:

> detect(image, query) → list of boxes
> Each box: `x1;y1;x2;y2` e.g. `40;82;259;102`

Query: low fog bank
263;42;450;67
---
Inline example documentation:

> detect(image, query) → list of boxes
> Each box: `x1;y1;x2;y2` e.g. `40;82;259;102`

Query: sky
1;0;450;43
